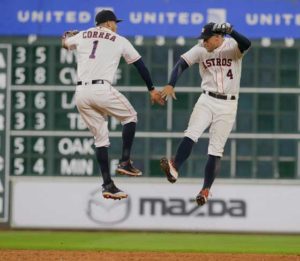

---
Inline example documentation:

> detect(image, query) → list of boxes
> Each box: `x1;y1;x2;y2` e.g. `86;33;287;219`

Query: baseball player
62;10;164;200
160;22;251;206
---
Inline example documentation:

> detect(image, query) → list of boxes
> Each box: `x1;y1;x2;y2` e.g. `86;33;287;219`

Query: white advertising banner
11;178;300;233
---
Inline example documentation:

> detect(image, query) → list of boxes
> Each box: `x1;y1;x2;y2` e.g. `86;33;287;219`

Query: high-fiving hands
149;85;177;106
150;89;165;106
160;85;177;101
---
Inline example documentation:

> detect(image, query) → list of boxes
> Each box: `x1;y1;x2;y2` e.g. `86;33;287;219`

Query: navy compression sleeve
168;58;189;87
229;30;251;53
133;58;154;91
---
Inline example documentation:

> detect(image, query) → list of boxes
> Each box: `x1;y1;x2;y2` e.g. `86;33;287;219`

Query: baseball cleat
102;181;128;200
160;157;178;183
116;160;142;177
195;188;210;206
102;194;128;200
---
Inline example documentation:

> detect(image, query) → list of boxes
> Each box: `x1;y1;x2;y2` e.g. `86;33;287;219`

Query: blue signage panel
1;0;300;38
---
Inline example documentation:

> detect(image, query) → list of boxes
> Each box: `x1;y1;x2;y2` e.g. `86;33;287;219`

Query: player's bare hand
161;85;177;101
150;89;165;106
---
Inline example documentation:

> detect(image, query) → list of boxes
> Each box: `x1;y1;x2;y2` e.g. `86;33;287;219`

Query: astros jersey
181;38;243;95
65;27;141;84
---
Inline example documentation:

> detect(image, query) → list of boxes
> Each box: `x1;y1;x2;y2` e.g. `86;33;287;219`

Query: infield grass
0;231;299;254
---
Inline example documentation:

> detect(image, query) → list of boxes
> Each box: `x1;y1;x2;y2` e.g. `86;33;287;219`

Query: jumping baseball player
62;10;164;200
160;22;251;206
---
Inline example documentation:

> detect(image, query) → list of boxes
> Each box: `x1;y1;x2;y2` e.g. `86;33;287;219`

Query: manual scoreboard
0;41;110;221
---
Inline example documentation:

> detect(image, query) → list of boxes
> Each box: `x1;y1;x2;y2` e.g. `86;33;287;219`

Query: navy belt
77;79;105;85
203;90;236;100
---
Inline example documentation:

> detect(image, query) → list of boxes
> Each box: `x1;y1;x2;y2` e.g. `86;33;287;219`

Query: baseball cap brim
198;32;223;40
198;32;214;40
116;19;123;23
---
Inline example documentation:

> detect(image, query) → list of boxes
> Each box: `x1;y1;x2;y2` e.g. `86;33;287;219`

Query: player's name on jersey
82;31;116;41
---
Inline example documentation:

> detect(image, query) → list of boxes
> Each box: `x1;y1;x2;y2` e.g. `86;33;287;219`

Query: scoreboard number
34;67;46;84
34;112;46;130
14;112;25;130
33;138;45;154
15;92;26;109
33;158;45;175
14;137;25;154
34;92;46;109
13;158;24;176
15;67;26;84
35;47;46;64
15;46;26;64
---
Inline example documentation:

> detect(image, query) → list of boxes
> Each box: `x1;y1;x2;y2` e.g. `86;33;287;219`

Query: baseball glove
212;23;233;35
62;30;79;39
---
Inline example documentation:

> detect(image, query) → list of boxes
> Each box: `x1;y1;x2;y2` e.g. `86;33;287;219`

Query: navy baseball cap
95;10;122;25
198;22;219;40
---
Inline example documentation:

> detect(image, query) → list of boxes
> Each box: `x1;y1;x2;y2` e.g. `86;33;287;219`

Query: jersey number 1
89;40;99;59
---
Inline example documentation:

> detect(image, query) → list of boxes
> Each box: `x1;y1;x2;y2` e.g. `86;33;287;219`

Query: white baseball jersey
65;26;141;84
64;26;139;147
181;37;247;157
182;38;243;95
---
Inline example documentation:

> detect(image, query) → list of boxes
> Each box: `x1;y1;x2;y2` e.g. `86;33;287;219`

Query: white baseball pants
184;93;238;157
75;82;137;147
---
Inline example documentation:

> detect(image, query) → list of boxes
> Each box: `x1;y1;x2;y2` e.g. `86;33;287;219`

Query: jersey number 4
89;40;99;59
227;69;233;79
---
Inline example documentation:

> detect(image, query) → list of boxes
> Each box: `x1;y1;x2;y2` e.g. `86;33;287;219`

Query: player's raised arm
229;30;251;53
132;58;165;106
212;23;251;54
161;58;189;100
61;30;79;50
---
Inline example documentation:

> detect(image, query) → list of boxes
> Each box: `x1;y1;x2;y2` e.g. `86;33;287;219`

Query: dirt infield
0;250;299;261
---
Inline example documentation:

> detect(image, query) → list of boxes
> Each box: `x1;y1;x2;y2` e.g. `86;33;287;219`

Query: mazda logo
86;188;131;225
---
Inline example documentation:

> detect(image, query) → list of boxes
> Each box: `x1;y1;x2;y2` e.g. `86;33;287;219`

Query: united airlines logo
207;9;227;23
129;9;227;25
16;6;115;24
245;13;300;26
16;7;227;25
